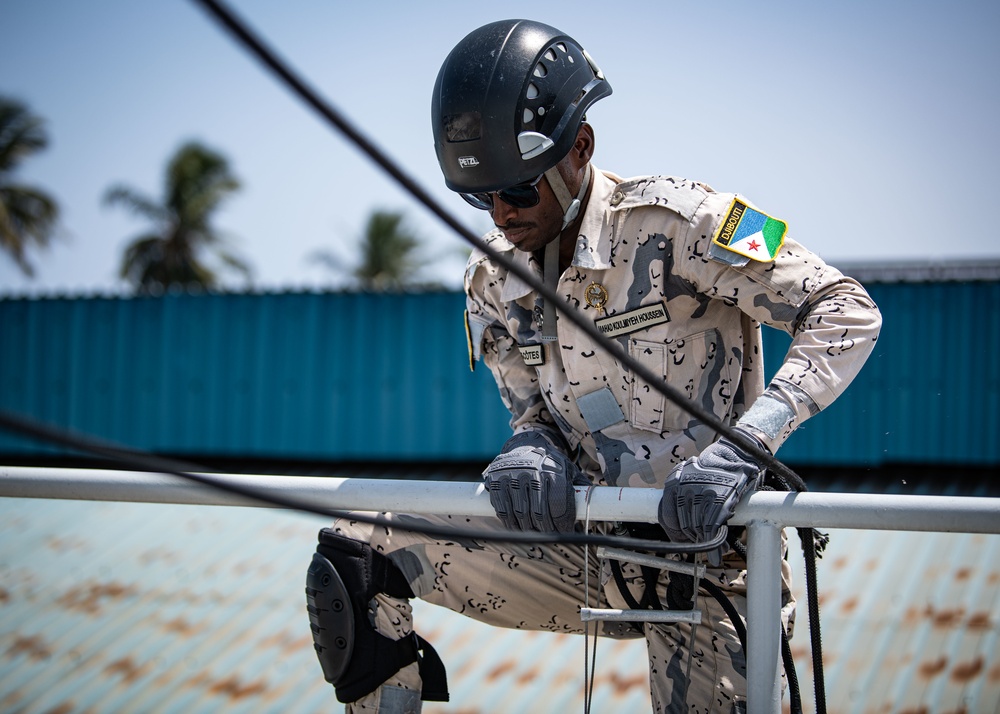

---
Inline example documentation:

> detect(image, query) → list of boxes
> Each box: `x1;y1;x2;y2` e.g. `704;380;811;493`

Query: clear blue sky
2;0;998;295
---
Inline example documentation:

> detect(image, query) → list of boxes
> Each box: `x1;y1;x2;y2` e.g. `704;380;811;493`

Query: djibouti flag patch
712;198;787;262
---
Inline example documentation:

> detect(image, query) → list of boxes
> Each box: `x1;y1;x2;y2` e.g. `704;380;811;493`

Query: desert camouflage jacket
465;168;882;488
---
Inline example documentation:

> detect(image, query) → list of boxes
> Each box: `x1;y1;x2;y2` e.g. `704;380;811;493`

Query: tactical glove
658;428;768;565
483;431;585;533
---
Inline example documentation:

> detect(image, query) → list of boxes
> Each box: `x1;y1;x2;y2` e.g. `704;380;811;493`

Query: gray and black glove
483;431;586;533
658;428;768;564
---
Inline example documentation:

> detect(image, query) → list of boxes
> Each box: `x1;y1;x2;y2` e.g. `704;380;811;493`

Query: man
306;19;881;713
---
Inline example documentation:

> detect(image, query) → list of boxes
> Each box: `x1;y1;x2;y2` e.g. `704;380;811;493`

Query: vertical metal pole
746;519;782;714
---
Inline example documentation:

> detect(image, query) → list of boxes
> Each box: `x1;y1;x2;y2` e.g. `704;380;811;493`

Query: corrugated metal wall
767;280;1000;466
1;280;998;466
0;291;509;461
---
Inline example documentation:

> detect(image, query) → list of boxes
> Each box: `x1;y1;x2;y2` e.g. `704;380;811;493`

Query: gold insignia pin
585;282;609;314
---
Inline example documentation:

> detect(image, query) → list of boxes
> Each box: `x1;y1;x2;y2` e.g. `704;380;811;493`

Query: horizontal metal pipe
0;466;658;522
579;608;702;624
596;546;706;578
1;467;998;534
732;489;1000;533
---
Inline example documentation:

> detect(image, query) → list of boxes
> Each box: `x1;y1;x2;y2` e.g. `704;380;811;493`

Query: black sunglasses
460;174;543;211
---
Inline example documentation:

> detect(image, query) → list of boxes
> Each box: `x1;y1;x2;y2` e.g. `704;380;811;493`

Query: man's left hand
658;428;768;564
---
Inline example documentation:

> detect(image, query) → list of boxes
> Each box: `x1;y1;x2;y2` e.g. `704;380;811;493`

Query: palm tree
104;141;251;293
355;210;426;290
310;209;432;291
0;97;60;277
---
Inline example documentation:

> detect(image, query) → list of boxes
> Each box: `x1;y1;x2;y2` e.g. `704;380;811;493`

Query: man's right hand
483;432;584;534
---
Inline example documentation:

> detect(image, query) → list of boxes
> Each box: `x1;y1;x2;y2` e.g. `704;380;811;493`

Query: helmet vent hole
526;83;540;100
533;64;547;78
522;108;535;124
544;48;557;61
556;42;567;53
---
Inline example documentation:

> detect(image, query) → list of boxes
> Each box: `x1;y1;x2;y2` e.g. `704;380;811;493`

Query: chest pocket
628;328;732;433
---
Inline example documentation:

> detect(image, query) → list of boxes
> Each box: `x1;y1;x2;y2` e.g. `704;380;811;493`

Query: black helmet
432;19;612;194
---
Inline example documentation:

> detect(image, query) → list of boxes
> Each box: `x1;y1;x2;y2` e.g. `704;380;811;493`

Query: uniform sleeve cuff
736;392;797;454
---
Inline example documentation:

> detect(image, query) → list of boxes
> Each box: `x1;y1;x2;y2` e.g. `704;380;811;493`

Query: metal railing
1;465;998;714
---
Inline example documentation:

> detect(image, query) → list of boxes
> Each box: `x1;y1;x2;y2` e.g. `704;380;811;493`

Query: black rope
0;1;830;709
799;527;827;714
701;557;806;713
698;577;748;655
765;469;827;714
0;409;723;555
181;13;828;705
781;624;803;714
187;0;809;496
606;550;803;714
731;514;815;714
183;2;827;708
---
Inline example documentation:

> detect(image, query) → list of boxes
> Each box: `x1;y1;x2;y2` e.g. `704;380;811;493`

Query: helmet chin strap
544;163;593;231
539;164;593;341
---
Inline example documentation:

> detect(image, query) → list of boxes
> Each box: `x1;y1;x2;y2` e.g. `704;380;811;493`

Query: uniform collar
499;248;540;302
499;166;621;302
570;168;620;272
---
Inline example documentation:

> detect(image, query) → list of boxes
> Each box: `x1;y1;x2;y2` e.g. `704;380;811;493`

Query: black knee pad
305;528;448;704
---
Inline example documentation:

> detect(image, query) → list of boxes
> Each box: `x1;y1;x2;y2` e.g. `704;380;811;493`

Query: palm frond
215;249;253;282
0;199;32;275
166;142;240;227
102;185;170;223
354;210;426;290
0;184;60;276
106;140;250;293
0;98;48;173
118;234;164;281
0;97;60;276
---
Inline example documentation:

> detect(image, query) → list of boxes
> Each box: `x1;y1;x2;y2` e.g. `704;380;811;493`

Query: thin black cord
0;409;723;555
799;527;827;714
181;5;825;711
781;626;803;714
699;578;748;654
755;474;825;714
698;574;793;712
188;0;809;496
2;2;829;706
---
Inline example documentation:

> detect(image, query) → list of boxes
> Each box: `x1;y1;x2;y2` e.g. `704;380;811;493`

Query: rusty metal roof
0;491;997;713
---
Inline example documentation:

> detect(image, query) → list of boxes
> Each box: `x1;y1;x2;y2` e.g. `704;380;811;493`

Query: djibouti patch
712;198;787;262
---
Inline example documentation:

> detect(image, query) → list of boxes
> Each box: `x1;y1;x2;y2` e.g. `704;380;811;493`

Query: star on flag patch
712;198;787;262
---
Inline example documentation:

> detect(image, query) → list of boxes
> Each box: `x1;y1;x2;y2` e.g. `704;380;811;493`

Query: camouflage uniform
465;169;881;471
338;168;881;713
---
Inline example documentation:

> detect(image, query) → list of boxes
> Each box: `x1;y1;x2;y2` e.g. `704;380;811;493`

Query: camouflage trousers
327;513;795;714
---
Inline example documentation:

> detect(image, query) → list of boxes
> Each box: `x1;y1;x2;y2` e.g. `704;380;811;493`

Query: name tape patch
518;343;545;366
595;302;669;338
